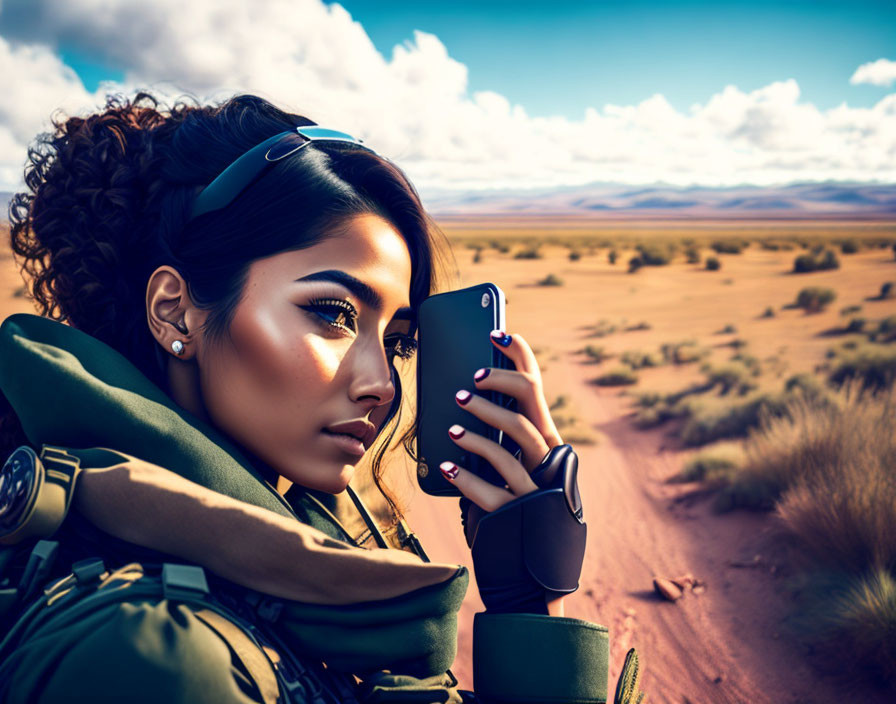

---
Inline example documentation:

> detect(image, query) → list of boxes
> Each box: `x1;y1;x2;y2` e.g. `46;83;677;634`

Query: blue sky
333;0;895;117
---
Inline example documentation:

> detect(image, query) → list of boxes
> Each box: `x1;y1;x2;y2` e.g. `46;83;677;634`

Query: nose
348;342;397;412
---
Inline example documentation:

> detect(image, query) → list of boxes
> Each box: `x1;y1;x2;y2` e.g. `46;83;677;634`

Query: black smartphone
415;282;520;497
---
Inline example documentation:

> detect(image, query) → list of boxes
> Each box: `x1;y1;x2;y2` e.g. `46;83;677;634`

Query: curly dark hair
1;90;452;530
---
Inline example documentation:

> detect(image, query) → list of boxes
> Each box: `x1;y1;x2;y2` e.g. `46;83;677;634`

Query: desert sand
3;222;895;703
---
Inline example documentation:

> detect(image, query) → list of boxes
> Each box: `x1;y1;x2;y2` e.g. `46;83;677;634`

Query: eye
300;298;359;334
386;334;418;361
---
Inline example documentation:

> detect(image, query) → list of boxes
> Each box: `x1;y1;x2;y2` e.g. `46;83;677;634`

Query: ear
145;266;207;360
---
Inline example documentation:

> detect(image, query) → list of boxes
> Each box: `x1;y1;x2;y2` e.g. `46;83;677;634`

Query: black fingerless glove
460;444;587;615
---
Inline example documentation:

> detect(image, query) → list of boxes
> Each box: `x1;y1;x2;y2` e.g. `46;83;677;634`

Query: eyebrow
295;269;415;322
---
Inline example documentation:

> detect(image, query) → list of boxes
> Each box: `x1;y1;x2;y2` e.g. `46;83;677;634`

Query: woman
0;93;641;703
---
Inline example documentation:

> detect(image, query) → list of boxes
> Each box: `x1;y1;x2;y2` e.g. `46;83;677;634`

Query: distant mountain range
423;182;896;218
4;182;896;221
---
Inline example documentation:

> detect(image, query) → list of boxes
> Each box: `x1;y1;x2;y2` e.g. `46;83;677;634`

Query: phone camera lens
481;293;490;307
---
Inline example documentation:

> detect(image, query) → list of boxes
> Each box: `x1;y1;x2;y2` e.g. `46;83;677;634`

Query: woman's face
195;213;415;494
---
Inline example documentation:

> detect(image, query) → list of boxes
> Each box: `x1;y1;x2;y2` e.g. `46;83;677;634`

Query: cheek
205;306;340;418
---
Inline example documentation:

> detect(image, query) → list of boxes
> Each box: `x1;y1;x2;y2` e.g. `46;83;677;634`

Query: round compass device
0;445;82;546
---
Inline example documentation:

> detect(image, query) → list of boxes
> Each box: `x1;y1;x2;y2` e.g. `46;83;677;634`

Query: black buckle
161;563;209;602
71;558;106;586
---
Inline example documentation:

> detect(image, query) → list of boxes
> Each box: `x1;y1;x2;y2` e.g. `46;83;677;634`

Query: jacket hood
0;313;296;520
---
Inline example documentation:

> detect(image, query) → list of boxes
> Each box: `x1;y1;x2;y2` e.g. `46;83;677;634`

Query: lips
322;418;377;450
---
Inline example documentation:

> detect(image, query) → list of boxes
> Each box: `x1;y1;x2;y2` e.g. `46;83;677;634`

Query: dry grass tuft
712;391;896;684
676;442;745;482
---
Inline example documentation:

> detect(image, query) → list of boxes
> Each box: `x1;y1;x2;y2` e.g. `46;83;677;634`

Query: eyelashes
302;297;358;333
301;297;418;360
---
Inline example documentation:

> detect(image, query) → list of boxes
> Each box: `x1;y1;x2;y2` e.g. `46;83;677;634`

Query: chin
308;465;355;495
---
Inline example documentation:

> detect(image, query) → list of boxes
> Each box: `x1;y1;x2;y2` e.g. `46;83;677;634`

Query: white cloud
850;58;896;87
0;0;894;196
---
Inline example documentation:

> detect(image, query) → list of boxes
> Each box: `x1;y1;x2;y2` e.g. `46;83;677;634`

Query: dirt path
404;348;890;704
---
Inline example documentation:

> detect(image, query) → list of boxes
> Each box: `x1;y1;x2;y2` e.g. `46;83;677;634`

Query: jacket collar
0;313;313;525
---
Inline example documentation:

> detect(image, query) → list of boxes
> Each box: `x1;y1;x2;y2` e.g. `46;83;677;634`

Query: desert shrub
593;367;638;386
620;349;663;369
731;352;761;374
717;323;737;334
759;239;795;251
490;240;511;254
793;249;840;273
843;317;866;334
806;568;896;685
829;344;896;391
608;249;619;265
704;362;757;395
796;286;836;313
625;321;651;331
635;242;675;266
793;253;816;273
633;391;663;408
568;250;581;262
537;273;564;286
820;249;840;270
588;320;617;338
783;373;829;402
679;392;789;446
705;256;721;271
582;344;608;363
685;246;700;264
661;340;703;365
677;443;744;482
840;239;859;254
627;255;643;273
879;282;893;300
840;304;863;316
878;315;896;342
472;249;482;263
514;246;542;259
632;399;682;429
710;239;745;254
761;306;775;318
718;391;896;570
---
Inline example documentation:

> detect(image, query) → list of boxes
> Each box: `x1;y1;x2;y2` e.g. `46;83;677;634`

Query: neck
166;357;211;424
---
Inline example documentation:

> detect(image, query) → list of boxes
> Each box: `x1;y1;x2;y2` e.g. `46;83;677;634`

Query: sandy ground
3;227;895;703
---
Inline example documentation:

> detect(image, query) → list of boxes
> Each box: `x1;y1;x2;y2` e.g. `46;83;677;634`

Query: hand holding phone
415;283;564;500
415;283;519;497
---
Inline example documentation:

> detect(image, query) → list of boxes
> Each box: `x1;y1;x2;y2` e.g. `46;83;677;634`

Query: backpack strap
193;607;281;704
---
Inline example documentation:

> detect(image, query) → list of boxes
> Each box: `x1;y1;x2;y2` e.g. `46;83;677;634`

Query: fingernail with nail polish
490;330;512;347
456;389;472;405
474;368;490;382
448;424;465;439
440;462;459;480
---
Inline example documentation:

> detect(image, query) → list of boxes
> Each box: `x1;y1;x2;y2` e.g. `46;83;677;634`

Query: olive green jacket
0;313;610;703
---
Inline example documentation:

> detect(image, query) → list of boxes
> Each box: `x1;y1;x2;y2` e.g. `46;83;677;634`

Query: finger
455;385;550;470
447;423;538;495
471;366;564;449
489;330;540;376
439;461;515;512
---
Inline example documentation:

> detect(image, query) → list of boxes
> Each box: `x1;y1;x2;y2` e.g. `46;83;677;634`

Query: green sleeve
279;565;469;679
472;612;609;704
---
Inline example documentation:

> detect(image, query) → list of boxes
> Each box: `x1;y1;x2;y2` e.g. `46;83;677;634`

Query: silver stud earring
171;340;185;355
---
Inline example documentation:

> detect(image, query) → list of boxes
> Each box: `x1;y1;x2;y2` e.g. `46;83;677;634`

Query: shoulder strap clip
161;563;209;602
